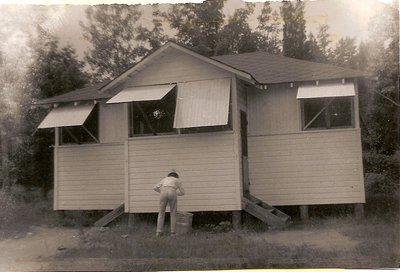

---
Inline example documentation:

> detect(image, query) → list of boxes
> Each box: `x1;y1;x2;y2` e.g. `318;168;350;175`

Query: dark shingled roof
35;81;111;105
213;52;369;84
37;48;370;105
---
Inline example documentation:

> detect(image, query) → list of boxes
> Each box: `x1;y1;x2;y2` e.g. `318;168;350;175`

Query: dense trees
257;2;281;54
14;32;89;192
280;0;307;59
164;0;225;56
81;5;149;81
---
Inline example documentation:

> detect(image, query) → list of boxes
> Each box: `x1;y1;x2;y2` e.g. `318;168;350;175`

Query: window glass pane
129;89;177;136
303;98;326;129
302;97;353;130
329;97;353;127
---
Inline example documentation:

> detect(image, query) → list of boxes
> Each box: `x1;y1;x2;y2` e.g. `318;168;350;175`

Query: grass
1;189;399;270
58;215;399;270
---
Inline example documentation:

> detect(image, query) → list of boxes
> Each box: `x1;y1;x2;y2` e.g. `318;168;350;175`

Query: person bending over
154;171;185;236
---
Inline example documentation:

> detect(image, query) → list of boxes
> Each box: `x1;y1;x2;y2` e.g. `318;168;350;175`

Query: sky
0;0;395;61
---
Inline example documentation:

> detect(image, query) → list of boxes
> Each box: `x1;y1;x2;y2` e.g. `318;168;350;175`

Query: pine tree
257;3;281;54
316;24;331;62
280;0;307;59
331;37;358;69
304;32;325;62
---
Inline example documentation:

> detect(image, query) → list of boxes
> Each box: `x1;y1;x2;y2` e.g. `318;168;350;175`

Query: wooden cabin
37;42;368;226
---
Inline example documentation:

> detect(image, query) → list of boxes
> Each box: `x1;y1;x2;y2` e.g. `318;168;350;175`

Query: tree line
0;0;398;195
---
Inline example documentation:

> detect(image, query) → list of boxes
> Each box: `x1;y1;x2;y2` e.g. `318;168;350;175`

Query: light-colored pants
157;187;177;233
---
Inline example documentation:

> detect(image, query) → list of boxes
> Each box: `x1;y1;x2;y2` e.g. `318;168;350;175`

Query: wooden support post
300;205;309;221
232;211;242;230
128;213;136;228
354;204;364;219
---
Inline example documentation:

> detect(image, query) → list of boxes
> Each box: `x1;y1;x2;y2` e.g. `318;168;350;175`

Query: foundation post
232;211;242;230
354;204;364;219
128;213;136;228
300;205;309;221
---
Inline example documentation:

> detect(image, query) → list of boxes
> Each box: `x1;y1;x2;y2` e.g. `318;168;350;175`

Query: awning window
106;84;176;103
296;83;355;99
38;103;95;129
174;78;231;129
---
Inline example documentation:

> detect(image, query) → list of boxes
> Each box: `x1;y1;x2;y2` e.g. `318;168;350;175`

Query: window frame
128;88;178;137
60;103;100;145
300;96;355;131
127;79;233;137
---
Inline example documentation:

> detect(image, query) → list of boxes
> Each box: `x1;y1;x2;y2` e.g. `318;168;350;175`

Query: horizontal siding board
59;194;124;200
59;184;123;190
57;144;125;210
251;178;360;188
128;133;239;212
56;175;124;183
248;130;364;206
59;169;124;177
131;198;237;208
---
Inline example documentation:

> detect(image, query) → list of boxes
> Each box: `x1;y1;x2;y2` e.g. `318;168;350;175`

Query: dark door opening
240;111;249;196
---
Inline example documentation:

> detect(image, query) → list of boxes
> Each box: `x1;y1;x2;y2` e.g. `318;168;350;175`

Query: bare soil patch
1;216;397;271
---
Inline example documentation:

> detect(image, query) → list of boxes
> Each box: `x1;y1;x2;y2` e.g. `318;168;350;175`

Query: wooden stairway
94;204;125;227
242;194;291;228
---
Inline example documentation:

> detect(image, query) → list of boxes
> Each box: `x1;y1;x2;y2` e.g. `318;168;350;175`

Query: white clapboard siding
56;143;125;210
126;47;231;86
248;85;299;135
127;132;240;213
99;102;128;143
248;129;365;206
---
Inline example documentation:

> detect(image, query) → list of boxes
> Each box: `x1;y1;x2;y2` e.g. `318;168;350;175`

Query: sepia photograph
0;0;399;271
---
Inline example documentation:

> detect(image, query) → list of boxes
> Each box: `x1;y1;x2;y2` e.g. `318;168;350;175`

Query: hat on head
168;169;179;178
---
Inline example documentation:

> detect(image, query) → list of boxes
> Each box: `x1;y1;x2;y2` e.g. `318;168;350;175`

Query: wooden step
246;194;290;222
242;194;292;228
94;204;125;227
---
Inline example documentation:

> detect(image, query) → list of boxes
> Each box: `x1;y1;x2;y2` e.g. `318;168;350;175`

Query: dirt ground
0;220;395;271
0;226;81;271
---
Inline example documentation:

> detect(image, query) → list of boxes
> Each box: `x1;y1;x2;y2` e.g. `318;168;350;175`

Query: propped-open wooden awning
296;83;355;99
106;84;176;104
38;103;96;129
174;78;231;129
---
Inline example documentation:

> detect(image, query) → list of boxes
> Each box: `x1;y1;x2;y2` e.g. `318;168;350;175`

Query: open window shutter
106;84;176;103
174;78;231;129
297;83;355;99
38;103;95;129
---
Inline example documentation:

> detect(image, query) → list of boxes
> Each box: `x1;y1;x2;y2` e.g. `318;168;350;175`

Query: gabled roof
37;42;370;105
212;52;369;84
99;42;255;93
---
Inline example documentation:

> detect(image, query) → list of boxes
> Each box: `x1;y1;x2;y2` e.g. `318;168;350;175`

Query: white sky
0;0;395;4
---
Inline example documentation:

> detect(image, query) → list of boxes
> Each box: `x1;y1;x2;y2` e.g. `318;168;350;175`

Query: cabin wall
248;129;365;206
248;84;299;135
125;47;231;87
126;132;240;213
99;102;128;143
55;143;125;210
